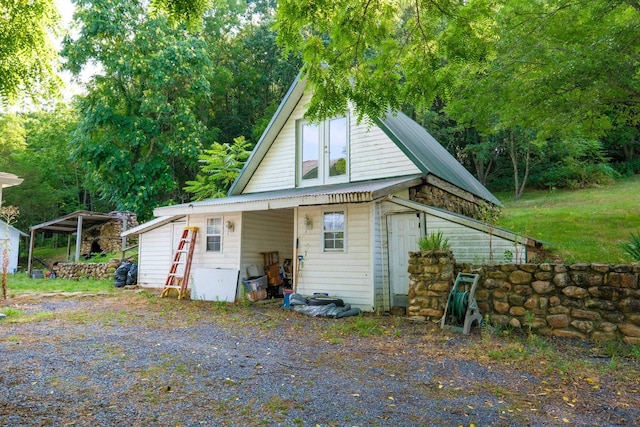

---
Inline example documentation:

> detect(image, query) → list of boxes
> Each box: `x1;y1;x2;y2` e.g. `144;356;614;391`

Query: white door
388;213;422;307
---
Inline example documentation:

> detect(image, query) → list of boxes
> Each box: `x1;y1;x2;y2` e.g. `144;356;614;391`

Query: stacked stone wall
54;259;121;280
409;184;499;220
408;251;640;344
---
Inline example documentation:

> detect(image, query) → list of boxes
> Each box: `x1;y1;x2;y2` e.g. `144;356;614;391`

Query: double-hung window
298;116;349;186
323;210;345;252
206;218;222;252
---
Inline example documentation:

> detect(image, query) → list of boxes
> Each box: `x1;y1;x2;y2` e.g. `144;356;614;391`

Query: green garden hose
448;290;469;325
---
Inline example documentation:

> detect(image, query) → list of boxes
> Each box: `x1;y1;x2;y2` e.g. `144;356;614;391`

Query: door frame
386;211;425;307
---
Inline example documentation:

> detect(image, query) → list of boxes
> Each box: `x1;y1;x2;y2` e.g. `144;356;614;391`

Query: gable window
206;217;222;252
298;116;349;186
323;210;345;252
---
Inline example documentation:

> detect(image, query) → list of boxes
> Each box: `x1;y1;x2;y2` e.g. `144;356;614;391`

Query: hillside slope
496;176;640;264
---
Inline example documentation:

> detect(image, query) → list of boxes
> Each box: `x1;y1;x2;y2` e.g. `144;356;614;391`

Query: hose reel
441;273;483;334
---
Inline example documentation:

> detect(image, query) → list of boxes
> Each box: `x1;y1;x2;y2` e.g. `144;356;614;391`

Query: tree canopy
275;0;640;138
61;0;214;219
0;0;61;106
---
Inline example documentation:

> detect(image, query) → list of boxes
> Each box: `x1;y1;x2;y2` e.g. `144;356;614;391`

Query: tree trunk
507;130;530;201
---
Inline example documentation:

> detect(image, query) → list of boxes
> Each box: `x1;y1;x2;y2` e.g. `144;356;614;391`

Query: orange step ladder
161;227;198;299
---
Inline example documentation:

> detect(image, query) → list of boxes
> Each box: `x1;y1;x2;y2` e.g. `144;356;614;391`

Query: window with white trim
323;210;345;252
206;218;222;252
298;116;349;186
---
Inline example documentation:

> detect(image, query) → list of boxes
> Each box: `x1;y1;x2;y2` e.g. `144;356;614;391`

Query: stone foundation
408;251;640;344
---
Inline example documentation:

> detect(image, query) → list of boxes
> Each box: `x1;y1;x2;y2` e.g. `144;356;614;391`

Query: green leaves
0;0;61;105
184;136;251;201
63;0;213;219
621;231;640;263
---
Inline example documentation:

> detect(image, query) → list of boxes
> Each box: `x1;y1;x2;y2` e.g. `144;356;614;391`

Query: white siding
137;221;184;288
350;123;420;181
296;203;374;311
426;216;527;264
0;225;22;273
243;93;313;193
243;92;420;194
185;214;243;271
239;209;294;281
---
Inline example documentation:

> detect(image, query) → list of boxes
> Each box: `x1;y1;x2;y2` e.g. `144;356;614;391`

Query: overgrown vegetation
417;231;451;251
620;231;640;263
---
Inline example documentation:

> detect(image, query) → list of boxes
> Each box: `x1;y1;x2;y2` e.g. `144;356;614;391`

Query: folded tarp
288;293;361;318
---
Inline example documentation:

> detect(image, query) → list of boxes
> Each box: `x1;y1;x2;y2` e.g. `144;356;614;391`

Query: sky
53;0;96;102
55;0;74;27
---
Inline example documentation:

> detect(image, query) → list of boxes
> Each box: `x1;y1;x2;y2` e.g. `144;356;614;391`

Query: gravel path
0;293;638;426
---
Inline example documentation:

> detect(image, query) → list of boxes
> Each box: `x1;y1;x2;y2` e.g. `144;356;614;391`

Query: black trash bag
114;261;131;288
126;263;138;286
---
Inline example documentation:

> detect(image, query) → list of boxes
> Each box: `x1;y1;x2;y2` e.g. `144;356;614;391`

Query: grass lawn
495;175;640;264
2;272;114;297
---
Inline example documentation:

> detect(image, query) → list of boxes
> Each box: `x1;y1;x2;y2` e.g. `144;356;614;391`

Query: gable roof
228;74;501;206
228;74;306;196
0;220;28;237
376;113;501;206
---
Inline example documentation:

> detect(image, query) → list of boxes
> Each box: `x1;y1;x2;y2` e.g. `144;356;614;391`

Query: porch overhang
154;175;424;217
384;195;543;249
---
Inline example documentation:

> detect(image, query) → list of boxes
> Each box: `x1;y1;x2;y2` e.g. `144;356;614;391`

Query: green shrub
417;231;450;251
621;231;640;263
612;159;640;177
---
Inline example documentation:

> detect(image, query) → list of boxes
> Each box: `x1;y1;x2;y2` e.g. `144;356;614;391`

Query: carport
27;211;131;276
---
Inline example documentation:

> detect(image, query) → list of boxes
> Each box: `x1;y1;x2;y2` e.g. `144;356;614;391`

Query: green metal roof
376;112;502;206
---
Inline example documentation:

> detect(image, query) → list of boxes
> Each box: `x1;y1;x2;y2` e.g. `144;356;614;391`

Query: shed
0;220;28;273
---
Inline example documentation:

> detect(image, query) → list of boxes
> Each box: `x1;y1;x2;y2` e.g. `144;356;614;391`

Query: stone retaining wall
408;251;640;344
54;259;121;280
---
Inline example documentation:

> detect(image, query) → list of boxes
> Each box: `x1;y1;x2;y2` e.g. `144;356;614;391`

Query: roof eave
228;73;307;196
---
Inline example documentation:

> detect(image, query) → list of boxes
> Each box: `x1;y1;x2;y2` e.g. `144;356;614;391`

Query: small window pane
206;236;221;252
324;232;344;250
324;212;344;231
301;123;319;180
207;218;221;234
328;117;347;177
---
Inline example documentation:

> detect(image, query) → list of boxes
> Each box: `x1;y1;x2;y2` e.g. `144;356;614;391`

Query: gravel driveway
0;292;638;426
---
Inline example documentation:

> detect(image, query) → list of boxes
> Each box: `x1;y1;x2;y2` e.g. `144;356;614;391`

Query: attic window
297;116;349;186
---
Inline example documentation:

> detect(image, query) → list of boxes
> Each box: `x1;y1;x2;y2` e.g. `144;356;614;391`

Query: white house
124;76;540;311
0;220;27;274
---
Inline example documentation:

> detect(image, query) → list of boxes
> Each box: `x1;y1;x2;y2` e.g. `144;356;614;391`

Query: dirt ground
0;291;639;426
